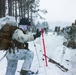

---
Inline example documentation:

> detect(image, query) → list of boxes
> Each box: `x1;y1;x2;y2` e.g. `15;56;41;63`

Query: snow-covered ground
0;31;76;75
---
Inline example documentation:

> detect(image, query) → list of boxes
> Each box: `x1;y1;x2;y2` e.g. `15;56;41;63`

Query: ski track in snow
0;32;76;75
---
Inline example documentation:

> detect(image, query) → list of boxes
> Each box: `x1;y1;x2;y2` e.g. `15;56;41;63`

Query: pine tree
0;0;5;17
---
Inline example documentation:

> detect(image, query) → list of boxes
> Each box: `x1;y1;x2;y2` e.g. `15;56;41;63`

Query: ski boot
20;69;34;75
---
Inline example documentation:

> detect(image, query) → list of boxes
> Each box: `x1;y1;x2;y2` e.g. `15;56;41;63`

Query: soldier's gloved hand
34;29;41;39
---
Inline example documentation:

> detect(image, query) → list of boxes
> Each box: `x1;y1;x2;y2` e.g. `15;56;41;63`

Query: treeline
0;0;40;21
0;0;5;17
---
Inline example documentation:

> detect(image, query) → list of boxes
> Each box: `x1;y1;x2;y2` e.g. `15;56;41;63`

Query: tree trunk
8;0;12;16
15;0;17;20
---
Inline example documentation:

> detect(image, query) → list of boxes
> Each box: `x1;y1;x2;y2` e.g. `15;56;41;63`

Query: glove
34;29;41;39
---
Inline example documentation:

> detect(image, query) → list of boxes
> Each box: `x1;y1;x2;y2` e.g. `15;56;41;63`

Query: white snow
0;17;76;75
0;32;76;75
0;16;18;29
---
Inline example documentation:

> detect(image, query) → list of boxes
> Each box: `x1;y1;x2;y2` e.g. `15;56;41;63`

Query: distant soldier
74;20;76;25
69;23;76;38
61;28;64;33
54;26;58;34
67;38;76;49
63;38;76;49
54;26;57;32
57;26;60;35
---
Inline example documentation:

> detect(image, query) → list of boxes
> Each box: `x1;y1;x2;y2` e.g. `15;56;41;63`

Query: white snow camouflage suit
5;29;35;75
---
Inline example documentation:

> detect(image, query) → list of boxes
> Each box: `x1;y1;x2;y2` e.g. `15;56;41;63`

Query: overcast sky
39;0;76;22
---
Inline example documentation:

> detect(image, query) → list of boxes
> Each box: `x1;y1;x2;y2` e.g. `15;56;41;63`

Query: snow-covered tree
36;21;42;29
42;21;49;28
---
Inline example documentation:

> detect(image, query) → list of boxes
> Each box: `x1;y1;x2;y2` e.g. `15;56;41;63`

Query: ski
18;70;39;75
34;70;39;75
0;51;8;62
43;54;68;72
29;70;39;75
56;64;67;72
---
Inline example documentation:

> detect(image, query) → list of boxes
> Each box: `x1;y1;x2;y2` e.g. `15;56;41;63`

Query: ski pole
41;28;48;67
0;51;8;62
30;31;41;67
61;46;66;63
33;40;41;67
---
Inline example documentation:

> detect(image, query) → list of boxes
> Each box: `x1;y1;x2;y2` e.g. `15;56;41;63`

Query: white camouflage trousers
5;49;34;75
